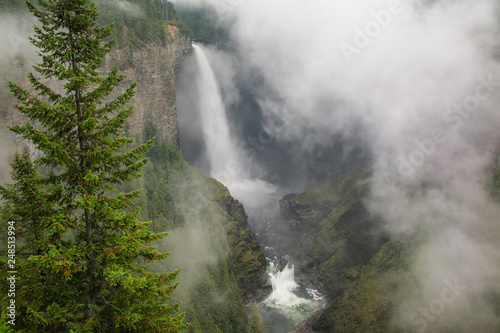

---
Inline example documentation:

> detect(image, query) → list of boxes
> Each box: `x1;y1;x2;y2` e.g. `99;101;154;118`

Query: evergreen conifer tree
1;0;186;331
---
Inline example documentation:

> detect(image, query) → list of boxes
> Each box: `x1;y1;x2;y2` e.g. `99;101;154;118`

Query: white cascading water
192;44;276;210
192;44;325;330
265;263;308;307
263;262;325;327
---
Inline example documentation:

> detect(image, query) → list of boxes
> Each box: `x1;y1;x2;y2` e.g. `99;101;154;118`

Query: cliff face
2;25;191;150
102;25;192;147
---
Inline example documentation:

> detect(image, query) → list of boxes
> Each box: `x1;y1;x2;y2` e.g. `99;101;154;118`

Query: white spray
191;44;276;209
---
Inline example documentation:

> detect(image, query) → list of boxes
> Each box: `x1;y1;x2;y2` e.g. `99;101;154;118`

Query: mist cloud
0;12;37;86
178;0;500;330
110;0;143;17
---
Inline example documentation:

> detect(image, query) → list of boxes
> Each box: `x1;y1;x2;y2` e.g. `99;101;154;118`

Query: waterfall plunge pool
258;262;326;333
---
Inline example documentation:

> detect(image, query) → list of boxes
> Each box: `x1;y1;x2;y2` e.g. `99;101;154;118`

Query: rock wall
102;25;192;147
1;25;192;151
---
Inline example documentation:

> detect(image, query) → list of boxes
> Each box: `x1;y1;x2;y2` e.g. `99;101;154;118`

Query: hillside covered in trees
0;0;267;332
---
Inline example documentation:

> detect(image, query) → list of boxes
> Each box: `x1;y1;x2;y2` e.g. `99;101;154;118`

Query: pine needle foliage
0;0;186;331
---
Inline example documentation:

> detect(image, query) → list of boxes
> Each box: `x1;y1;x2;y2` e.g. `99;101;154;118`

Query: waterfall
191;44;325;330
266;263;308;308
261;262;326;328
192;44;236;177
192;44;276;209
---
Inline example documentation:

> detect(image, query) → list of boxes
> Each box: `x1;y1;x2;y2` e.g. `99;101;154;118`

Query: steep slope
276;170;387;297
121;142;267;332
282;169;500;333
273;170;416;332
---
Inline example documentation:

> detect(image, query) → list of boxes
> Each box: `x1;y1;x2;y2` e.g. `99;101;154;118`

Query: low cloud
0;12;37;75
177;0;500;329
110;0;143;18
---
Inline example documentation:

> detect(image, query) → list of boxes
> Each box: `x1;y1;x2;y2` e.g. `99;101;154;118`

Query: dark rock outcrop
274;170;390;331
279;193;336;230
216;193;267;298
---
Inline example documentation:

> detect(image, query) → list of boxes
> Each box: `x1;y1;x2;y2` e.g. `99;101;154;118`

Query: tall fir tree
0;0;186;331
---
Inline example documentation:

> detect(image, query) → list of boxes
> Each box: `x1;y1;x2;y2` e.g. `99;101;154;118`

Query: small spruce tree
1;0;186;331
